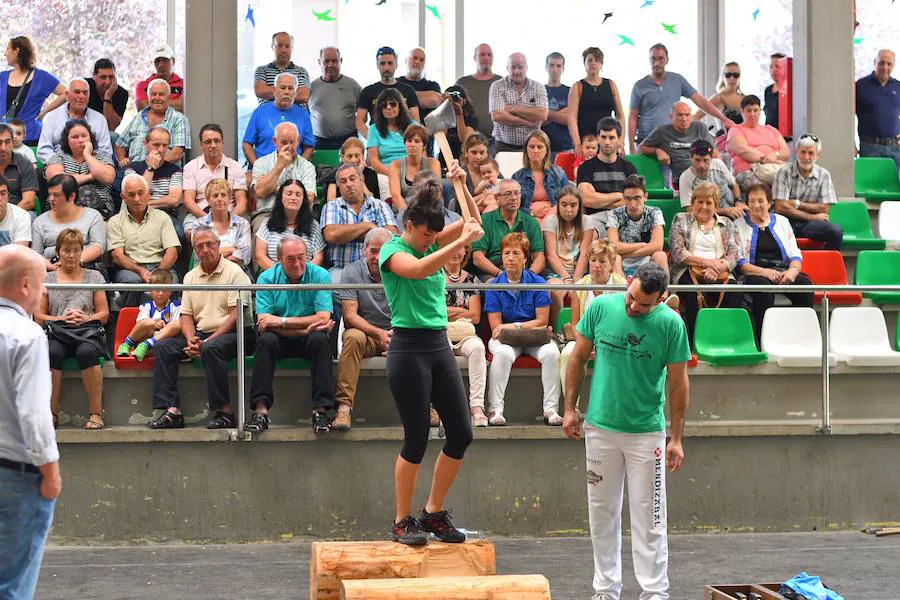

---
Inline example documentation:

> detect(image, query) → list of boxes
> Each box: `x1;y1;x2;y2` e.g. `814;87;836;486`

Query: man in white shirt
0;244;61;598
0;175;31;246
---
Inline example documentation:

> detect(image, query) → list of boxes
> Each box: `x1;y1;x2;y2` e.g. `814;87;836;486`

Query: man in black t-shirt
398;48;443;121
87;58;129;133
576;117;637;231
355;46;420;139
763;52;785;130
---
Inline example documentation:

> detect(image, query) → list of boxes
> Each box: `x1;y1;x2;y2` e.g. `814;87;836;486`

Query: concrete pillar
697;0;724;98
792;0;856;196
185;0;238;158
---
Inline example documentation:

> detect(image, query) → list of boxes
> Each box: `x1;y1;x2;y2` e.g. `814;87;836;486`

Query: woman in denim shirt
511;130;569;224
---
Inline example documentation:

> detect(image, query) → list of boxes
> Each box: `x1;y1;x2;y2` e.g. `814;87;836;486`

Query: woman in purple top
1;36;67;144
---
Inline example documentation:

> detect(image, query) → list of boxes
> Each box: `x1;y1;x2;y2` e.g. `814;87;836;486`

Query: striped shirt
321;196;397;269
771;163;838;205
251;152;317;214
488;76;549;146
116;106;192;163
254;61;310;105
125;161;184;216
186;213;253;267
137;298;181;323
46;151;116;219
257;218;325;263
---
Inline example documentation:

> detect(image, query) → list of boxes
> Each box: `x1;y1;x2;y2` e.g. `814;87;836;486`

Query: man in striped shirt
124;127;185;244
254;32;310;107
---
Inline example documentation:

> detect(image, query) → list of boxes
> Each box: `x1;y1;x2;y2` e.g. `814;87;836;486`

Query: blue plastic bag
780;572;844;600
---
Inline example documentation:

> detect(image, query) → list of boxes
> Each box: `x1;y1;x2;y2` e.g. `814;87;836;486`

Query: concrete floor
36;531;897;599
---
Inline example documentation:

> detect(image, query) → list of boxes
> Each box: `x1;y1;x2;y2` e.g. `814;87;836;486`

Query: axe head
424;99;457;136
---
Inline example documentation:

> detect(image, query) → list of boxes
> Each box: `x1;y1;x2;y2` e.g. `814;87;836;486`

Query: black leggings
48;339;102;370
386;328;473;464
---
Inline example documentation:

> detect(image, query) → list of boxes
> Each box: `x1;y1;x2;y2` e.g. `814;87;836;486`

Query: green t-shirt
576;292;691;433
472;209;544;268
378;236;448;330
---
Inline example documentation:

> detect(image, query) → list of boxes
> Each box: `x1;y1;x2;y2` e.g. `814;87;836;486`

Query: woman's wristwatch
514;322;522;330
281;317;288;329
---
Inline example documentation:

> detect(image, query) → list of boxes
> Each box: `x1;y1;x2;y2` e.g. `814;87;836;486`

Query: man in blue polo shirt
248;235;335;434
629;44;734;153
855;49;900;169
242;73;315;167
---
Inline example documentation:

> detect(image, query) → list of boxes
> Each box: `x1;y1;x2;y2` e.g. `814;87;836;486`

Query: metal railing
43;281;900;438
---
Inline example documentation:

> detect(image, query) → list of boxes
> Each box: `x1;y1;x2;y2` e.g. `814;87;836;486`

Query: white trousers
453;336;487;409
487;338;560;414
585;423;669;600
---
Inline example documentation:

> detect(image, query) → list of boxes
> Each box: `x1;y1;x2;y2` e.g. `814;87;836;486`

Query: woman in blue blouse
510;130;569;225
2;36;67;145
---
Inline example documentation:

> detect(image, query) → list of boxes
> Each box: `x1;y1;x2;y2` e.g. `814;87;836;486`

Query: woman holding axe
379;153;483;545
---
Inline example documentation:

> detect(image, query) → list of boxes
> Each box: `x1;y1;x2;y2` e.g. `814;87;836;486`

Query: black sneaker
312;411;330;433
147;410;185;429
391;515;428;546
206;411;236;429
244;411;270;433
418;508;466;543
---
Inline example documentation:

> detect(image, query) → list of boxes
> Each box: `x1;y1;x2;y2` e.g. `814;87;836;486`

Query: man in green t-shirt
563;261;690;600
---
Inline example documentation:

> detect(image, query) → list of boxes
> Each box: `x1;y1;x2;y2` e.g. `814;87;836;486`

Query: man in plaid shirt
116;79;191;167
772;134;843;250
322;163;398;279
488;53;548;153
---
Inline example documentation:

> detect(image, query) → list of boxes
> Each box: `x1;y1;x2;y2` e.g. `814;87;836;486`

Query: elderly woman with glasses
366;88;419;201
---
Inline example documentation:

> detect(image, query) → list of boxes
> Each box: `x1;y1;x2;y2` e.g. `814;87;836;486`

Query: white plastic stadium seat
829;307;900;366
495;152;522;179
877;201;900;248
761;307;837;367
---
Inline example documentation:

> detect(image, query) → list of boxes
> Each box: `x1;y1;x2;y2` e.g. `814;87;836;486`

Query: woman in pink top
726;94;790;194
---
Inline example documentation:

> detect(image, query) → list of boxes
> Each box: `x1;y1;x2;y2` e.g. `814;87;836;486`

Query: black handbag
45;320;109;359
756;256;791;272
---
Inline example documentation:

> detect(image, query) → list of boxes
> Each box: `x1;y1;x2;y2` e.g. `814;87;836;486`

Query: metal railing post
235;294;247;440
818;295;832;434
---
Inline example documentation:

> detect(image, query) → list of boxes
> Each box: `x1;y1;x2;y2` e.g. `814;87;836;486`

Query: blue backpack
780;572;843;600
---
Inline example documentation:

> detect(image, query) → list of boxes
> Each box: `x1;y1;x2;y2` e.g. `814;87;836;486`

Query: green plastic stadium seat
854;157;900;203
556;307;571;333
693;308;767;366
855;250;900;305
646;198;681;247
828;201;886;250
33;196;42;215
624;154;674;199
62;356;106;371
311;149;340;169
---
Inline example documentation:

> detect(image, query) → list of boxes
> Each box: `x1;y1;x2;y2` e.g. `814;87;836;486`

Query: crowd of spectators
1;32;897;433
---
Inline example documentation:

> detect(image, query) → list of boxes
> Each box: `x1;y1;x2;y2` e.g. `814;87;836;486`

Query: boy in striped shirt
116;269;181;360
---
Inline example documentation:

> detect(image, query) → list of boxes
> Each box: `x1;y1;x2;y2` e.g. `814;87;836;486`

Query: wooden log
310;540;496;600
341;574;551;600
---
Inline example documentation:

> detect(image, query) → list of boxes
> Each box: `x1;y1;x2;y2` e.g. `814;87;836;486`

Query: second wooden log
340;574;552;600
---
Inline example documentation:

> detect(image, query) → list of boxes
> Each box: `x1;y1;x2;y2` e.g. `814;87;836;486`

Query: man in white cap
136;43;185;112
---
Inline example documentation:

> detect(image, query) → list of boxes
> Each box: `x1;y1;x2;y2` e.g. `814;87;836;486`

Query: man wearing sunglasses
356;47;420;139
855;49;900;169
772;134;843;251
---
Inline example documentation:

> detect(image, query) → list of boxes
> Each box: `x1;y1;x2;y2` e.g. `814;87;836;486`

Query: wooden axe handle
432;130;472;222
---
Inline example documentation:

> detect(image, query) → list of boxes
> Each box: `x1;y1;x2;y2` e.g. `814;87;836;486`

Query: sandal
52;412;59;429
84;413;104;430
470;409;488;428
488;411;506;426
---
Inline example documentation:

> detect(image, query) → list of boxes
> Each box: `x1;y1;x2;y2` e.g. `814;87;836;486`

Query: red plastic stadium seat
554;152;577;180
801;250;862;305
797;238;826;250
113;307;154;370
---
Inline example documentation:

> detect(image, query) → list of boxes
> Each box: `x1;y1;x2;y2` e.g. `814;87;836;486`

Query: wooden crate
704;583;788;600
